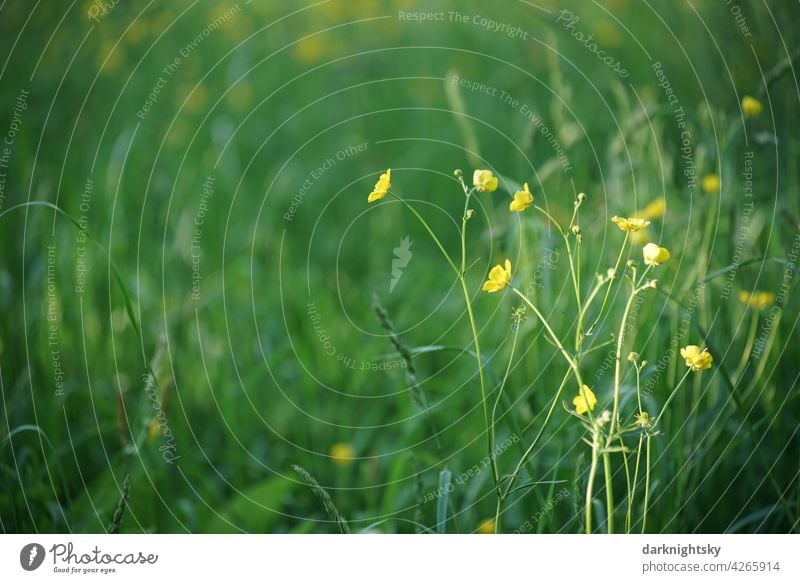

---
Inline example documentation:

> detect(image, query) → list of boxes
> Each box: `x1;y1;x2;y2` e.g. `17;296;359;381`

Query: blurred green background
1;0;799;533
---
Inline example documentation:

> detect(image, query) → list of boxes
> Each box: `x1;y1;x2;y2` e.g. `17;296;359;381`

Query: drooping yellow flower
572;385;597;415
642;243;670;266
482;259;512;293
368;168;391;203
680;345;713;372
473;169;498;193
739;290;775;311
477;518;496;534
634;197;666;221
702;174;721;194
329;442;356;467
742;95;763;118
611;216;650;232
509;183;533;212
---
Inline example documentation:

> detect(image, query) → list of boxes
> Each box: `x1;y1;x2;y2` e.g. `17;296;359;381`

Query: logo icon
20;543;46;571
390;236;413;293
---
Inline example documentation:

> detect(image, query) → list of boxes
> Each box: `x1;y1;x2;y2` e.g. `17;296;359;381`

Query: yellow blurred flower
611;216;650;232
482;259;511;293
98;40;123;73
473;169;498;193
368;169;391;203
742;95;763;118
739;290;775;311
329;443;356;467
680;345;713;372
148;418;161;440
573;385;597;415
294;35;324;64
509;182;533;212
227;83;254;111
634;197;666;221
642;243;670;266
477;518;496;534
180;84;208;114
702;174;721;194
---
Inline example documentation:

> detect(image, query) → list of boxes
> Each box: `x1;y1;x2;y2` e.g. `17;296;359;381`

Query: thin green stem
510;287;583;388
575;276;611;353
502;368;573;500
642;435;652;533
388;193;460;277
586;233;629;336
602;452;614;533
629;433;644;533
733;310;758;383
586;430;600;534
390;190;497;496
492;323;521;533
653;369;693;428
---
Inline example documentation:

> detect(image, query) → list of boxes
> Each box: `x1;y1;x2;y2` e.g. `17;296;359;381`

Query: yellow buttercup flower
368;168;391;203
702;174;721;194
482;259;512;293
509;183;533;212
739;290;775;311
642;243;670;266
329;442;356;467
573;385;597;415
742;95;763;118
477;518;496;534
634;197;666;221
473;169;498;193
680;345;713;372
611;216;650;232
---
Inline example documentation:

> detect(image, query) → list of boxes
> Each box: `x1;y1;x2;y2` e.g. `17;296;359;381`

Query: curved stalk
510;287;583;388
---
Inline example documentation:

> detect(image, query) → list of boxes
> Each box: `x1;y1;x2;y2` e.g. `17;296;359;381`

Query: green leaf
436;468;452;534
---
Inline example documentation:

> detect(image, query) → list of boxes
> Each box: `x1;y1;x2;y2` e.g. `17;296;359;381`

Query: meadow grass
0;0;798;534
